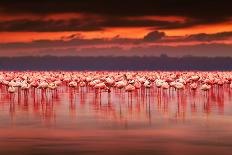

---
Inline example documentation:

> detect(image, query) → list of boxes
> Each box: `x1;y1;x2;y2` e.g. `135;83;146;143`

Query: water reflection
0;84;230;128
2;85;232;155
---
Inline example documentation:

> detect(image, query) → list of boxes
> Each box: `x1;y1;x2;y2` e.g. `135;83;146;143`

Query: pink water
1;85;232;155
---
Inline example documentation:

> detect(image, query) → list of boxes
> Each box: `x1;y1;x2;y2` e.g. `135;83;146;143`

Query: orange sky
0;11;231;43
0;21;232;43
0;0;231;57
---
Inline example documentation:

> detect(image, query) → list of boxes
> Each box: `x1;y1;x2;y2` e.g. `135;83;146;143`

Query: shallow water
1;85;232;155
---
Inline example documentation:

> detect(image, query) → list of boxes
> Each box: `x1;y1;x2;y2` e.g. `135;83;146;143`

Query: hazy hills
0;55;232;71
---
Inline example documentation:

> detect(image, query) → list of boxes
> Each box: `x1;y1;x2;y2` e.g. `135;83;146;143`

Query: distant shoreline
0;55;232;71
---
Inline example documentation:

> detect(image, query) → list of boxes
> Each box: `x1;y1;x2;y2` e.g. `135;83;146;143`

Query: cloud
1;30;232;58
186;31;232;41
0;0;231;32
1;31;232;50
0;0;231;19
143;31;166;42
2;43;232;57
61;33;84;40
0;19;103;32
0;37;140;50
0;18;188;32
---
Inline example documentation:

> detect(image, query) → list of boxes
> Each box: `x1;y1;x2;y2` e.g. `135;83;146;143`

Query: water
1;85;232;155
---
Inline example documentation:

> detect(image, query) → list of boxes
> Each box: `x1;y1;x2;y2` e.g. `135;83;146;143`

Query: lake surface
1;85;232;155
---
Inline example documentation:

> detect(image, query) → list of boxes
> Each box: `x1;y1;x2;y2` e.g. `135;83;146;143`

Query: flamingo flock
0;71;231;95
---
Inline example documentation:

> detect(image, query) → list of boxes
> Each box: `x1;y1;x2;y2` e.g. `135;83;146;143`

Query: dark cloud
1;31;232;50
0;19;102;32
0;37;140;49
0;0;231;31
101;18;179;28
143;31;166;42
0;0;231;19
186;31;232;41
0;18;186;32
61;34;83;40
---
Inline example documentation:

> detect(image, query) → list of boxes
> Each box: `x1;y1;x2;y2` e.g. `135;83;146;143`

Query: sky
0;0;232;57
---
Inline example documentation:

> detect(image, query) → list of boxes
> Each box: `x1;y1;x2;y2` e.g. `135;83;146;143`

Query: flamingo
54;80;62;86
174;82;185;90
68;81;78;88
37;81;49;89
8;80;17;87
230;82;232;89
162;82;170;89
200;84;211;91
94;82;109;92
105;77;115;87
190;83;198;90
8;86;16;93
125;84;135;92
217;80;224;86
115;81;127;90
144;80;152;88
21;82;30;90
0;71;232;101
134;81;141;89
31;80;39;88
125;84;135;102
48;83;57;90
79;81;86;87
155;79;164;88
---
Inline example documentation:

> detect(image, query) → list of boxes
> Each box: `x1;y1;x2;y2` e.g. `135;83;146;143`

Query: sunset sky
0;0;232;57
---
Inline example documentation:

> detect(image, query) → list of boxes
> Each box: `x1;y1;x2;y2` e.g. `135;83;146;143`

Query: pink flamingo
190;83;198;90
